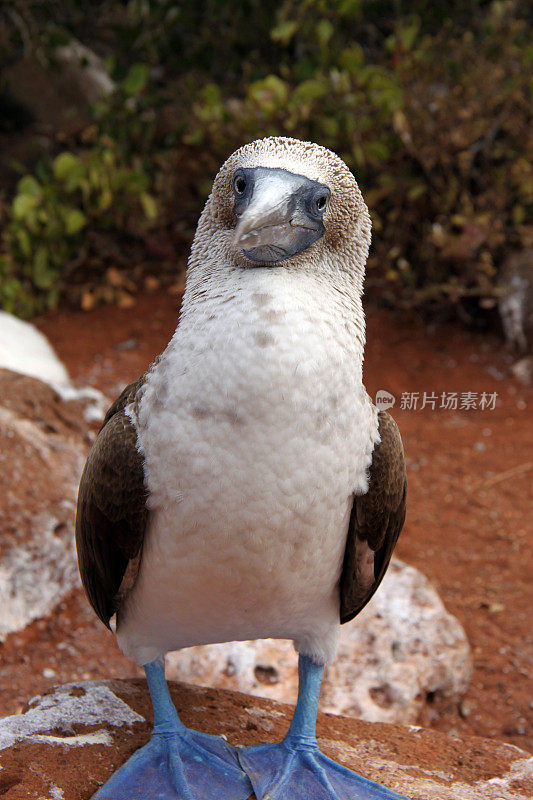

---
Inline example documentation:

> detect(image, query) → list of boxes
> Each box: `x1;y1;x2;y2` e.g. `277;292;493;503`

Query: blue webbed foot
238;740;408;800
91;657;251;799
240;655;409;799
92;727;253;800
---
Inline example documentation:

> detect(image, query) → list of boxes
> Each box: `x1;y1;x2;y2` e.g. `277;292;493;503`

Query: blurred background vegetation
0;0;531;325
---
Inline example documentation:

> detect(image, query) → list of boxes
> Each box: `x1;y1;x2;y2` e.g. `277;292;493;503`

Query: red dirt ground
0;288;530;755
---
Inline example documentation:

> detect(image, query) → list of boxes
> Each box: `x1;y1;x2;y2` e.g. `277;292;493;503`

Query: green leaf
351;143;365;167
408;184;427;200
101;149;116;168
512;205;525;225
397;17;420;51
36;208;50;225
12;193;38;220
1;275;21;295
316;20;334;49
193;83;226;123
247;75;289;111
140;192;158;220
200;83;222;105
271;20;298;45
98;189;113;211
182;128;204;146
319;116;340;138
338;0;362;17
339;45;364;75
123;63;150;96
293;78;328;104
53;152;80;181
17;175;41;197
33;246;55;289
46;285;60;309
63;208;87;235
14;227;32;258
365;140;390;162
104;54;116;76
315;19;335;48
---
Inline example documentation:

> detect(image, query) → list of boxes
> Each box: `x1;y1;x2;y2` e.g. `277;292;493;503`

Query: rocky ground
1;678;532;800
0;289;531;767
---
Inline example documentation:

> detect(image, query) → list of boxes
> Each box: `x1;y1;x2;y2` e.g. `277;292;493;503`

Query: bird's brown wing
75;369;154;628
340;410;407;624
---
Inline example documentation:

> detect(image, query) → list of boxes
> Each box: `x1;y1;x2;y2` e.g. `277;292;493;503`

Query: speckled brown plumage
340;411;407;624
75;369;153;627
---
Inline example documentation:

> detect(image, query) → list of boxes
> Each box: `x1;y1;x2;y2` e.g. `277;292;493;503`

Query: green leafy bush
0;0;530;322
365;7;533;314
1;146;156;316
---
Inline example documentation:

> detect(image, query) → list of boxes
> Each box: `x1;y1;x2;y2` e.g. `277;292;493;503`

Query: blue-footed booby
76;136;407;800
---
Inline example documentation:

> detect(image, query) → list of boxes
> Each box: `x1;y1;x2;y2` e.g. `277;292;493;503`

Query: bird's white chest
118;274;377;664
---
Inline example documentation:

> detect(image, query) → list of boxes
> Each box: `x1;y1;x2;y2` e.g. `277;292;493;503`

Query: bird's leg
238;653;408;800
284;652;323;747
91;657;252;800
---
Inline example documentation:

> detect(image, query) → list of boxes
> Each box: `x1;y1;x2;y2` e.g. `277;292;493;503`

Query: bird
76;136;407;800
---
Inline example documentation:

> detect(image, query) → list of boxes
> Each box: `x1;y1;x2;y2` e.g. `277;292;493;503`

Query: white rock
0;315;108;637
54;383;108;424
0;372;92;639
0;311;107;422
510;355;533;386
0;507;80;641
0;682;144;751
0;311;70;387
53;39;115;105
166;559;472;725
498;248;533;353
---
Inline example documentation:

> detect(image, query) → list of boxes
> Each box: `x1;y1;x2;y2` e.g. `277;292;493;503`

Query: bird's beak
233;167;329;264
234;192;295;249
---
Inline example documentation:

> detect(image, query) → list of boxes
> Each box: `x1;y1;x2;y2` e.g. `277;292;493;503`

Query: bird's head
190;137;371;285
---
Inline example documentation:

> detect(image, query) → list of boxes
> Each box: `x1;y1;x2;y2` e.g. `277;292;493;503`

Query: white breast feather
117;269;378;666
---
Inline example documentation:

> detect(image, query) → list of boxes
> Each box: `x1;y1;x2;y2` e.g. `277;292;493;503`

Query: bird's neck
176;264;366;373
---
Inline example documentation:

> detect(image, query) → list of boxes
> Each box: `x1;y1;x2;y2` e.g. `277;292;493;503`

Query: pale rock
498;248;533;353
510;355;533;386
0;311;70;387
4;41;114;136
0;370;97;640
0;682;143;752
0;311;107;422
166;559;472;725
0;320;107;638
53;39;115;105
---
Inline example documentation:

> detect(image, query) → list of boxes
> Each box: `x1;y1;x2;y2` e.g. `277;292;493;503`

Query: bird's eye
316;193;328;212
234;175;247;195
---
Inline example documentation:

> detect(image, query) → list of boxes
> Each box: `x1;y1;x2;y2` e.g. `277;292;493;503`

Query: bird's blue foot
238;739;407;800
237;655;408;799
92;657;252;800
92;726;252;800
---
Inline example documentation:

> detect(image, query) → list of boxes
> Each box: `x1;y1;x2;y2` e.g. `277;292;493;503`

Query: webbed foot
238;740;407;800
92;726;252;800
